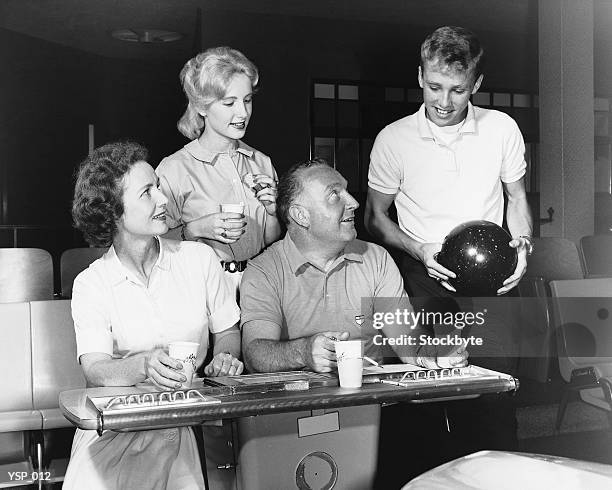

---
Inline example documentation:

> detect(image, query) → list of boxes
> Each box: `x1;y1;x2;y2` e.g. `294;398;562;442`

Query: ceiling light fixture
111;29;183;43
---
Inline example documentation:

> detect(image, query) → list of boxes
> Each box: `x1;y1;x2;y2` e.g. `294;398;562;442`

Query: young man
365;26;533;485
366;26;532;296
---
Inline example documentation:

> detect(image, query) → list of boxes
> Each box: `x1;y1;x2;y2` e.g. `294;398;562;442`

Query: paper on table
363;363;424;375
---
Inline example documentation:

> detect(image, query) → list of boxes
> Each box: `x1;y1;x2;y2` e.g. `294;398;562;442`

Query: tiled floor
517;400;609;439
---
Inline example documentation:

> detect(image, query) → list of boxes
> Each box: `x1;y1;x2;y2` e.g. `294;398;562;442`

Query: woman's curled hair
72;141;148;246
178;46;259;140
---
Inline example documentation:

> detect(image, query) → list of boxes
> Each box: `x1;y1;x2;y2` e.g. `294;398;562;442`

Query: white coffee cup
168;341;199;389
334;340;363;388
220;202;245;215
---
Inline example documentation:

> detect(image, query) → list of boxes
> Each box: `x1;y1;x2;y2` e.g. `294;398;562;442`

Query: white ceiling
0;0;537;60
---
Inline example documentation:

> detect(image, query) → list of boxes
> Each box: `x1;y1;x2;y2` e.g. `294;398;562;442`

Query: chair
30;299;86;480
549;278;612;430
579;234;612;278
60;247;107;298
516;238;584;383
0;302;42;486
525;237;584;281
517;277;553;382
0;248;53;303
31;299;86;425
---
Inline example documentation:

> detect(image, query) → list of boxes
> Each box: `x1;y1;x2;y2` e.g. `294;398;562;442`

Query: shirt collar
184;139;254;165
283;233;364;276
104;236;169;286
156;238;171;271
416;101;477;140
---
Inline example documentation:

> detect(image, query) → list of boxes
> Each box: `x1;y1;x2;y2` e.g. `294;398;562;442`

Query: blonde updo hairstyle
177;46;259;140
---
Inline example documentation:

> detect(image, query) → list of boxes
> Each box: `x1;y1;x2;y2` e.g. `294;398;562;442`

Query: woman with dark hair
64;141;242;489
156;46;281;293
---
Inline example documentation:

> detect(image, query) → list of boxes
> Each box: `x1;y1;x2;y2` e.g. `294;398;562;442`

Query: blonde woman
157;47;280;292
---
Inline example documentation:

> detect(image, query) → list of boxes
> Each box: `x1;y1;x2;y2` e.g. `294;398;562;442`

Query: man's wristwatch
519;235;534;256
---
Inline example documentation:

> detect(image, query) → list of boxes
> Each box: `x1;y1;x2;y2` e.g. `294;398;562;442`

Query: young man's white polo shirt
368;102;526;244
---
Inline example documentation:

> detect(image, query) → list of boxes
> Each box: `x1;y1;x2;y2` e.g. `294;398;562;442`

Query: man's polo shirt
368;103;526;243
240;234;409;360
71;238;240;365
156;139;277;262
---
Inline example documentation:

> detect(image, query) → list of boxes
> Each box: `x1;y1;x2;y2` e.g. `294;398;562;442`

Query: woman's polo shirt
71;238;240;367
156;139;277;262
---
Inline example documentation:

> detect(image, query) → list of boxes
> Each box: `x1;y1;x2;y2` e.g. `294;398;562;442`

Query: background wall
0;9;540;230
5;0;612;245
0;28;185;228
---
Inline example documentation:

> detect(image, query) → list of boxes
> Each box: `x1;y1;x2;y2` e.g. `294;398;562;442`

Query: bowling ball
436;220;518;296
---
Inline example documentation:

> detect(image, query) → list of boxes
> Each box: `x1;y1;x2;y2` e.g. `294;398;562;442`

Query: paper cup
168;341;199;389
334;340;362;359
220;203;245;215
335;340;363;388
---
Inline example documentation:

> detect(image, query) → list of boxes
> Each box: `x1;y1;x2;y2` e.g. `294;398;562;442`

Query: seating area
0;249;54;303
516;237;585;383
0;247;104;487
0;299;85;488
59;248;107;298
0;247;107;301
550;278;612;430
579;234;612;278
514;235;612;430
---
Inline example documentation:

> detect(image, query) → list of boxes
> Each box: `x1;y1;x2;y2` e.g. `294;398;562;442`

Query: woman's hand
204;352;244;377
143;348;187;389
184;212;246;243
251;174;277;216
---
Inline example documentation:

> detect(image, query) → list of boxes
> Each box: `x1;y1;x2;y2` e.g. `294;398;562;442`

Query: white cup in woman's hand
220;203;245;215
168;341;199;388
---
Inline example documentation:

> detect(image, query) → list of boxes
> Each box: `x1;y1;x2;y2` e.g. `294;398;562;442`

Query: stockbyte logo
354;314;365;326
